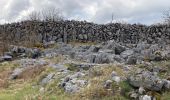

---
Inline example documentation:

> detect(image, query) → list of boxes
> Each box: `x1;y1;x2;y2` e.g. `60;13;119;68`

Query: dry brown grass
0;70;10;89
17;65;46;80
0;42;8;55
0;61;20;89
68;41;97;46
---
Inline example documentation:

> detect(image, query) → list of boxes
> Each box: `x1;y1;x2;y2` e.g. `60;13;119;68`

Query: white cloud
0;0;170;24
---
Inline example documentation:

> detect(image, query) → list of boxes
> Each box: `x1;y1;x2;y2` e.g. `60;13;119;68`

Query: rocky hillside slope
0;39;170;100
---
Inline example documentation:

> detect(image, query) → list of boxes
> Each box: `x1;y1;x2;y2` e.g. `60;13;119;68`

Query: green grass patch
0;61;19;72
119;81;133;98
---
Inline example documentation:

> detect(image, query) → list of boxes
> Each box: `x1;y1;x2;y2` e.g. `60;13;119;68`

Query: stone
1;20;170;47
10;45;26;54
115;44;126;55
141;49;154;61
163;79;170;90
64;76;71;82
88;45;100;52
56;44;73;55
113;55;125;63
31;48;41;59
78;34;84;40
4;52;13;57
9;45;42;58
111;71;118;77
64;83;79;93
18;59;47;68
112;76;121;83
104;40;116;50
40;73;54;85
87;54;96;63
130;92;138;99
39;87;45;93
1;55;12;61
94;53;112;64
128;70;165;91
162;50;170;60
149;44;160;52
126;55;137;65
138;86;145;94
135;42;150;53
104;80;113;89
74;80;87;87
68;51;76;59
140;95;152;100
9;68;23;79
98;49;115;54
123;65;132;71
120;50;134;59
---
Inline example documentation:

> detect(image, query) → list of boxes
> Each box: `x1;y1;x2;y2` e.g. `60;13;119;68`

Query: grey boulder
1;55;12;61
64;83;79;93
128;70;165;91
40;73;54;86
9;68;23;79
120;50;134;59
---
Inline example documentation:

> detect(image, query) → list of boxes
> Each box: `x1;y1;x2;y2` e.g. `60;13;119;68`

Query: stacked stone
0;20;170;44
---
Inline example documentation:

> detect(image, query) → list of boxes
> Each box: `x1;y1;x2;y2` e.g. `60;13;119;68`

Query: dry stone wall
0;20;170;44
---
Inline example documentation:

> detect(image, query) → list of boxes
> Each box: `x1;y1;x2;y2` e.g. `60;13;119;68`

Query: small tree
42;7;63;22
28;11;41;21
163;9;170;24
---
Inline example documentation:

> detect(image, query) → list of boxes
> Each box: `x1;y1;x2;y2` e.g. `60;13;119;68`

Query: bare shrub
42;7;63;22
28;11;41;21
28;7;63;22
163;9;170;24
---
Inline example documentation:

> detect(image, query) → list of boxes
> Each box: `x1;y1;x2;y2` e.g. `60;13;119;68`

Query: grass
65;63;90;71
0;60;71;100
36;66;56;83
17;65;46;80
73;65;128;100
0;59;169;100
119;81;133;98
0;80;39;100
65;63;80;71
152;60;170;79
162;92;170;100
0;61;39;99
0;61;19;72
0;61;20;89
44;55;65;64
68;41;97;46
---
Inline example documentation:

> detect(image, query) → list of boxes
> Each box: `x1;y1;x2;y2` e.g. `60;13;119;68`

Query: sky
0;0;170;25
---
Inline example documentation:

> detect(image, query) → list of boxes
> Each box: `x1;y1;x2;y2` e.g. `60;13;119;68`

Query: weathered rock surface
1;55;12;61
9;68;23;79
8;45;41;59
128;70;166;91
59;72;87;93
40;73;55;86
